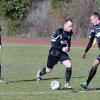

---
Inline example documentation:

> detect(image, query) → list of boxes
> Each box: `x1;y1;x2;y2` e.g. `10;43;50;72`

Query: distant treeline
0;0;100;37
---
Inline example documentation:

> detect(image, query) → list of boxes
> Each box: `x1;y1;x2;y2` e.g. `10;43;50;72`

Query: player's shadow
58;87;100;93
58;87;80;93
85;88;100;91
6;75;86;84
41;77;63;81
7;77;63;84
37;76;86;81
72;76;86;78
7;79;36;84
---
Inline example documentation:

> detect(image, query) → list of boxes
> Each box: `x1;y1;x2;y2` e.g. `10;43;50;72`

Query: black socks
65;68;72;83
87;67;97;85
40;68;46;76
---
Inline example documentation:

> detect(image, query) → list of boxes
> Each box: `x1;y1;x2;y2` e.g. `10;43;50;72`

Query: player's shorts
96;54;100;62
47;53;71;69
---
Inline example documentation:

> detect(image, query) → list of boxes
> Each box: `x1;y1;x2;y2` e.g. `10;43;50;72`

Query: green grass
0;43;100;100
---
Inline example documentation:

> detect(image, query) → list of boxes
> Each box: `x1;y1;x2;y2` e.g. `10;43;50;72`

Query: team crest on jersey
60;40;67;45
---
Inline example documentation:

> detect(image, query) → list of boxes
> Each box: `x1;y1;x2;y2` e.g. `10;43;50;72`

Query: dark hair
92;12;100;20
64;18;73;23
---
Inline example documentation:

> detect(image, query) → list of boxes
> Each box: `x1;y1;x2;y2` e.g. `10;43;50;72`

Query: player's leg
62;60;72;88
0;62;7;84
0;64;5;84
36;55;59;81
36;67;52;81
60;54;72;89
81;56;100;89
86;59;99;85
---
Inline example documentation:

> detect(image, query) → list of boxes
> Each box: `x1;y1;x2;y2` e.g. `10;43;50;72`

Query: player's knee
62;60;72;68
68;65;72;68
92;63;99;69
92;59;99;67
92;65;98;70
65;64;72;68
46;68;52;73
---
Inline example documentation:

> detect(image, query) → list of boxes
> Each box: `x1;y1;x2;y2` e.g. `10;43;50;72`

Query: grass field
0;42;100;100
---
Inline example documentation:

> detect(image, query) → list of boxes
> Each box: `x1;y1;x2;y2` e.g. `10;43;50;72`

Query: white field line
0;90;100;95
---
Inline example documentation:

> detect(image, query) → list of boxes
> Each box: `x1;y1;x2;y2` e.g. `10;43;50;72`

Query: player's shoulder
92;23;100;30
89;26;96;37
90;26;96;33
90;24;100;34
51;28;63;38
55;28;63;34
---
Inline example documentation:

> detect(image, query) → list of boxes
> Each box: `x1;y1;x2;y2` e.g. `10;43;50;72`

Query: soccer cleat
64;83;72;89
80;82;88;89
0;78;7;84
36;70;42;81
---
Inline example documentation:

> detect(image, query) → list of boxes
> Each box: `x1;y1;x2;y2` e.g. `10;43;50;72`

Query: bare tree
16;0;98;38
58;0;96;37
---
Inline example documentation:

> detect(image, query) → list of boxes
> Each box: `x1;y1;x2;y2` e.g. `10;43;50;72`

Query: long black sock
87;67;97;85
65;68;72;83
40;68;46;76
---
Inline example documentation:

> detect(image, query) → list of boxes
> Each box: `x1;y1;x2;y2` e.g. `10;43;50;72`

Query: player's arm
63;31;73;52
61;35;72;53
51;31;63;51
67;33;73;52
82;36;95;59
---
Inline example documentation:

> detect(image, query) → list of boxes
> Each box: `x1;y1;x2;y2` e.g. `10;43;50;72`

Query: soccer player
0;25;6;84
80;12;100;89
36;19;73;89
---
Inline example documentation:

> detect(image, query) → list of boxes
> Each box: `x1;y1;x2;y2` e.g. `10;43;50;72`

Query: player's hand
67;47;70;52
82;52;87;59
62;46;69;52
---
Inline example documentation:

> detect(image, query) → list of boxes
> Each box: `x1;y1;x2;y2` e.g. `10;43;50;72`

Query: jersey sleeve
67;32;73;48
89;28;95;38
51;30;63;50
85;28;95;53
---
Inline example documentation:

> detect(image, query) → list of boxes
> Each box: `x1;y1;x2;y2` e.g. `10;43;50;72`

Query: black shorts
47;53;71;69
96;54;100;62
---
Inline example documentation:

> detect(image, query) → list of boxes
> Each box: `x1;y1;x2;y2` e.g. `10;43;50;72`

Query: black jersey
85;23;100;52
49;28;73;56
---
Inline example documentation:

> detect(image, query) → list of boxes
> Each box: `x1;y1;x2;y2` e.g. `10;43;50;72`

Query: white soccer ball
50;80;61;90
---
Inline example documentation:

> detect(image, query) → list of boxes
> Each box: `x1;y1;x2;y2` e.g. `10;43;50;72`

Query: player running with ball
36;19;73;89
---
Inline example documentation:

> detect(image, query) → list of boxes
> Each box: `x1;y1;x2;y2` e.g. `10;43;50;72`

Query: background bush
0;0;34;35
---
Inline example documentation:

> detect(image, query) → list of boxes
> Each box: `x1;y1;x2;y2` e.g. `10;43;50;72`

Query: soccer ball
50;80;61;90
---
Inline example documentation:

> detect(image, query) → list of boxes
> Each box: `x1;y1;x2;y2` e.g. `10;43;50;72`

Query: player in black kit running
36;19;73;89
81;12;100;89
